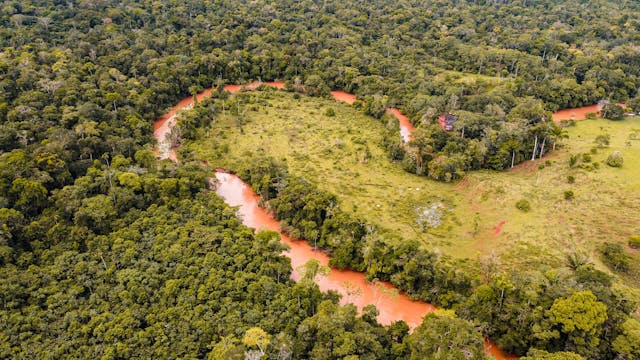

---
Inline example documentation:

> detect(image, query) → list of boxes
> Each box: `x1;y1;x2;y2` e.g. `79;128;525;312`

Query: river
552;102;627;122
154;81;520;359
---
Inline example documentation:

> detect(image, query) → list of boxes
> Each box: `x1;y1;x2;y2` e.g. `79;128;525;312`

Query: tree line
234;154;640;359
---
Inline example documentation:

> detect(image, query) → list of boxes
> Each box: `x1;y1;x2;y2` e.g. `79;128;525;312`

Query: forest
1;0;640;359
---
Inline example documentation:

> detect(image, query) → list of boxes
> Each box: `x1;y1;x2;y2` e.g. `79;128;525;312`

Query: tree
546;291;608;355
304;75;330;97
296;259;330;283
612;318;640;359
549;124;568;151
521;349;584;360
242;327;271;358
405;310;487;360
9;178;48;216
601;103;624;120
73;194;117;233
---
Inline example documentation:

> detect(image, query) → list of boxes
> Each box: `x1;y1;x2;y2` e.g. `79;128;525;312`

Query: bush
569;154;579;168
515;199;531;212
601;242;630;272
567;175;575;184
585;112;597;119
325;108;335;117
564;190;575;200
601;103;625;120
582;153;592;162
629;236;640;249
606;151;623;167
594;134;610;148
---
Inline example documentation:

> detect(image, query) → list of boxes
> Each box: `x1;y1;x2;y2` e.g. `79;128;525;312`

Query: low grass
187;90;640;286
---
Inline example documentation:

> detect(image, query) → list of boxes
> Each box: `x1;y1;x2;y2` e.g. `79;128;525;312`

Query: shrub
606;151;623;167
569;154;579;168
515;199;531;212
601;103;625;120
601;242;630;272
564;190;575;200
582;153;592;162
594;134;611;148
585;112;597;119
567;175;575;184
629;236;640;249
325;108;335;117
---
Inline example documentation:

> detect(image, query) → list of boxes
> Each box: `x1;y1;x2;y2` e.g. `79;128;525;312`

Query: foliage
606;151;624;167
405;310;487;359
601;242;630;272
564;190;575;200
546;291;608;356
2;0;640;358
292;300;399;359
629;236;640;249
594;134;611;148
601;103;625;120
521;349;584;360
325;108;336;117
612;318;640;359
516;199;531;212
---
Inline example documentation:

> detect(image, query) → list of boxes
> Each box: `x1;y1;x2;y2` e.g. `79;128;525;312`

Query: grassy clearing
187;91;640;285
188;91;465;249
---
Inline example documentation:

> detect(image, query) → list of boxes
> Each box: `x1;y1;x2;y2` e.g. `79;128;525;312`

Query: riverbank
154;84;518;359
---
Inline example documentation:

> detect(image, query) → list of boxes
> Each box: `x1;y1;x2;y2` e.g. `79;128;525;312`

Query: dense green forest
1;0;640;359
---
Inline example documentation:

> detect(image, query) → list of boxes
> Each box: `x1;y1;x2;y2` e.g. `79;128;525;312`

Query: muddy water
330;90;358;104
153;88;212;161
154;84;515;359
214;171;436;328
552;104;602;122
329;90;414;142
386;108;415;142
552;103;627;122
153;82;284;160
214;171;514;359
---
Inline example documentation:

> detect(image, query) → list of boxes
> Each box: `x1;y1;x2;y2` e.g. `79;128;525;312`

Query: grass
187;90;640;286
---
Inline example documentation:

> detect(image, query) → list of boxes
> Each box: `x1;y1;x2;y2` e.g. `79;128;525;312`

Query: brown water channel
154;81;517;359
552;102;627;122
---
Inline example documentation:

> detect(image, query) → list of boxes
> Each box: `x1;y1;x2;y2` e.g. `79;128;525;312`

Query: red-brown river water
552;104;603;122
552;103;627;122
154;82;517;359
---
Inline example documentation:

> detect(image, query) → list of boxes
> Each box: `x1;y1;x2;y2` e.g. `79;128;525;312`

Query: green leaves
547;291;608;354
406;310;487;360
613;318;640;359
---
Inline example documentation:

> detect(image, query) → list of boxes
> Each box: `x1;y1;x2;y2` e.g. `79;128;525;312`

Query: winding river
154;81;515;359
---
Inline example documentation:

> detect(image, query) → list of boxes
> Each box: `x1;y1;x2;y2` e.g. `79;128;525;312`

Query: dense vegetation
1;0;640;359
230;148;639;359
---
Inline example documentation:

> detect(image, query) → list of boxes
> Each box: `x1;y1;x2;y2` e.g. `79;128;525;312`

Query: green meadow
187;90;640;285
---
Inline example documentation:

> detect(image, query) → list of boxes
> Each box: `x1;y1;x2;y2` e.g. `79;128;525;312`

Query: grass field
186;90;640;285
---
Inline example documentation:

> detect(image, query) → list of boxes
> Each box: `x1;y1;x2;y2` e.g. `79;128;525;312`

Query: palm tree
550;123;569;151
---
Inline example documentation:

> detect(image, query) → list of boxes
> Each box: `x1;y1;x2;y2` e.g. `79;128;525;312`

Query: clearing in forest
187;90;640;283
